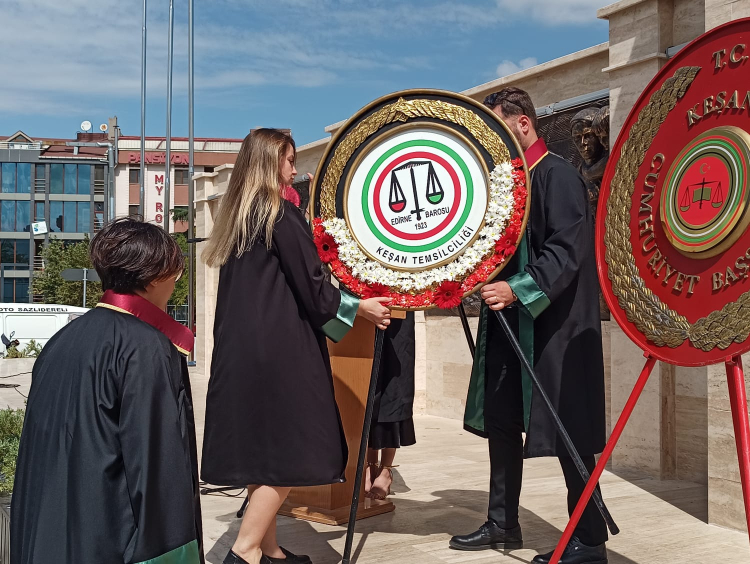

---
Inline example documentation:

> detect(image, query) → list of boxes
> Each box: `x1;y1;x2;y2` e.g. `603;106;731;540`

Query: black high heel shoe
265;547;312;564
223;550;272;564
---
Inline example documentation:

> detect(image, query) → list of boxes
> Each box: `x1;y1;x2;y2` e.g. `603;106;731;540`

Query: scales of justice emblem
345;126;488;271
660;126;750;258
387;160;445;215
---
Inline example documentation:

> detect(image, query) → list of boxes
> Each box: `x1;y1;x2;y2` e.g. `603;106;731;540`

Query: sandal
370;465;397;500
364;461;379;498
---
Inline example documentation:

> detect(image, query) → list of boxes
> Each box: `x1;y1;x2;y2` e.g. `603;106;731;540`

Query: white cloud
496;57;539;77
495;0;609;25
0;0;608;120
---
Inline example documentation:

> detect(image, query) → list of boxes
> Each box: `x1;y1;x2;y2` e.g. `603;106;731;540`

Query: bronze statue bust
571;105;610;320
592;105;610;152
571;107;608;190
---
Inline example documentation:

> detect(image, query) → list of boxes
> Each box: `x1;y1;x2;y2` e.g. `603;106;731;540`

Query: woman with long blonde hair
201;129;391;564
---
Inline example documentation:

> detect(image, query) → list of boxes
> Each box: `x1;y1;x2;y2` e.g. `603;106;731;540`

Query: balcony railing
0;141;42;150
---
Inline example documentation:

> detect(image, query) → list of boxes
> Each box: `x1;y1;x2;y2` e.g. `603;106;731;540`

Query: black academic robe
464;140;606;458
373;312;415;424
201;201;355;487
11;305;203;564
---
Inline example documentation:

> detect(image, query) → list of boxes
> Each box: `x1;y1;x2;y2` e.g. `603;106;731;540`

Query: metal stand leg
725;355;750;545
342;328;386;564
457;303;476;358
493;310;619;535
549;354;657;564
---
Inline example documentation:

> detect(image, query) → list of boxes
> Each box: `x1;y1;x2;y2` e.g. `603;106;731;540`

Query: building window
64;164;77;195
174;168;189;185
94;202;104;232
50;164;63;194
129;205;140;217
35;164;45;180
0;201;30;232
3;278;29;303
35;202;45;222
50;201;92;233
129;168;141;184
94;165;105;195
1;163;14;193
1;240;30;265
78;164;91;195
77;201;90;232
1;163;32;194
46;164;92;195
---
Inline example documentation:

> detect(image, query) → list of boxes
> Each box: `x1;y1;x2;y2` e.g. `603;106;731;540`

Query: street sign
60;268;100;307
60;268;100;282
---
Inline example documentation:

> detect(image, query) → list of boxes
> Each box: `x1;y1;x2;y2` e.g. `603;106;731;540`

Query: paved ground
3;362;749;563
187;368;750;564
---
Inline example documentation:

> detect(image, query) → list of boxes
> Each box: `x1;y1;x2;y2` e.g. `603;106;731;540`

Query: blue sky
0;0;609;146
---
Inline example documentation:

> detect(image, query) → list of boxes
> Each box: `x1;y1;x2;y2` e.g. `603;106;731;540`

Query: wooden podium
278;315;397;525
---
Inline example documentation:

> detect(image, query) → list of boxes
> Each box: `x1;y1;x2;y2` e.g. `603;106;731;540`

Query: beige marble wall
675;0;707;43
706;0;750;30
675;365;708;484
463;45;610;109
194;166;232;377
708;358;750;532
609;326;664;477
423;314;477;419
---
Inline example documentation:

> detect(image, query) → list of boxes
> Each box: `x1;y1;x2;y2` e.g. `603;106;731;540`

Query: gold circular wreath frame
317;95;511;222
604;65;750;351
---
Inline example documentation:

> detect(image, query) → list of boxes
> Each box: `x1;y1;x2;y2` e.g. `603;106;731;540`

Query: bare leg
365;447;380;498
260;516;284;559
232;485;291;563
370;448;396;500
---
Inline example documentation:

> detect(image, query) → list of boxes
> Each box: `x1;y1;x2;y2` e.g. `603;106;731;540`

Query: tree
32;237;102;308
170;232;190;306
170;207;188;223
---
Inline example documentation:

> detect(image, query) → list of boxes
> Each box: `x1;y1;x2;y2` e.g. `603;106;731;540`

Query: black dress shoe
223;550;273;564
449;520;523;551
264;547;312;564
532;537;607;564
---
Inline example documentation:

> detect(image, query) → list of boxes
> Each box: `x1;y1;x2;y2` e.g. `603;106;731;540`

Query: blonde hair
203;129;295;267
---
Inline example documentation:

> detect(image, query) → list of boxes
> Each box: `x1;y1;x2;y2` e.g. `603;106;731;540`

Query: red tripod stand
548;353;750;564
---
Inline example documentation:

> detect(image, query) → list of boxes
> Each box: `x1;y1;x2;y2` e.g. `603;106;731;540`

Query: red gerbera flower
434;280;462;309
495;236;517;257
315;233;338;263
363;283;390;299
505;223;520;240
511;157;524;169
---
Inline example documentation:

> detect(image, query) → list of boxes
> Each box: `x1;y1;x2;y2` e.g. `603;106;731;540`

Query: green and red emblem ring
309;89;530;311
597;17;750;366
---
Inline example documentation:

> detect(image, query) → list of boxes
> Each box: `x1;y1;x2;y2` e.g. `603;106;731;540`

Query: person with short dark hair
11;218;203;564
450;87;608;564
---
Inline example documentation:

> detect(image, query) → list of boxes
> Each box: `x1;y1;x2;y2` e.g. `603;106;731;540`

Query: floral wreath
313;158;527;309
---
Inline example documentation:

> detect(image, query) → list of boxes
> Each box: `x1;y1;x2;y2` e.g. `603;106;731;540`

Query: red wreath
313;160;528;309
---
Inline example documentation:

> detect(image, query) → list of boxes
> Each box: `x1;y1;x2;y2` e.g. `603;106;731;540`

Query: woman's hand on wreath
359;297;392;330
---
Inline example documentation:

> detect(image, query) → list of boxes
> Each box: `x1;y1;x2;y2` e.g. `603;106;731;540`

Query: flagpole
188;0;195;360
164;0;174;232
139;0;147;216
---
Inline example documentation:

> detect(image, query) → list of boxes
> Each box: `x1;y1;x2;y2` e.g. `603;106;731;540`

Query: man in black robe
451;87;607;564
11;218;203;564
